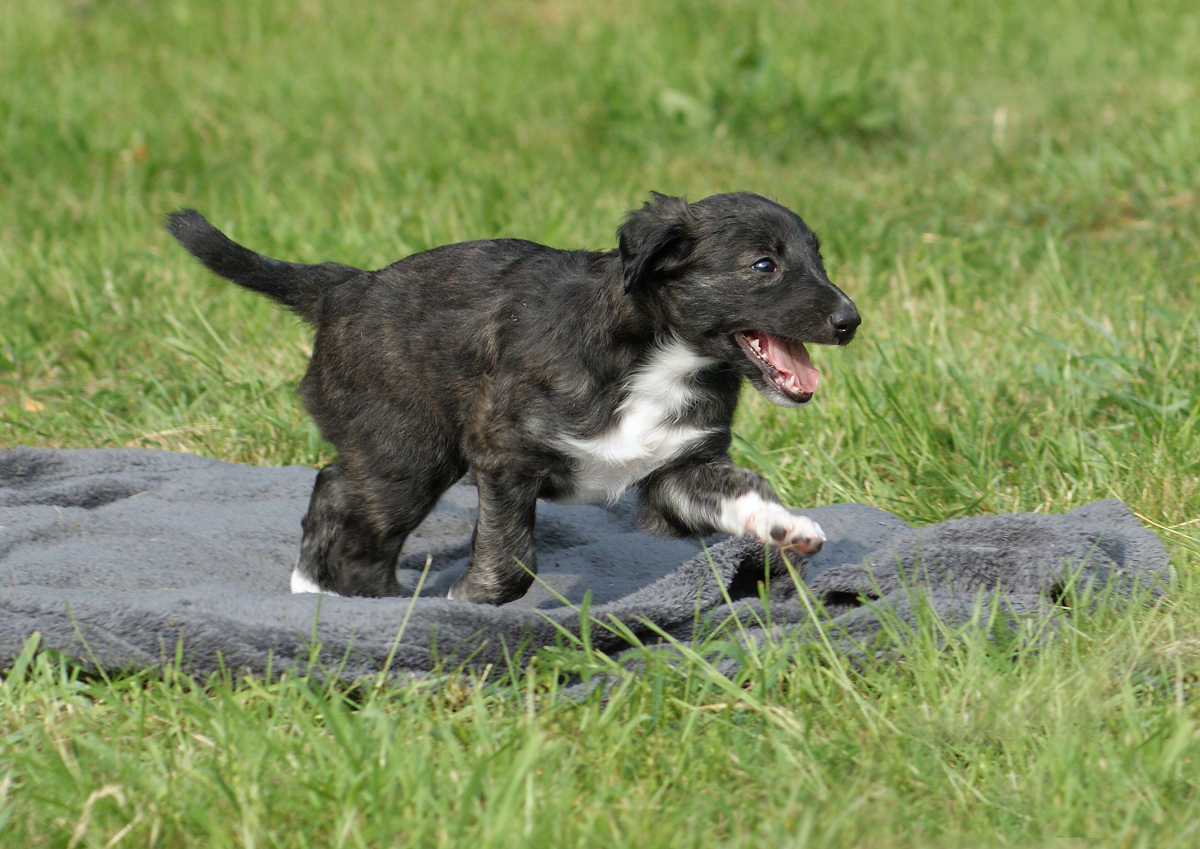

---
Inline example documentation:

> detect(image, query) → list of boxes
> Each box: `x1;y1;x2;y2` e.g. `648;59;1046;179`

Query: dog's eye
751;258;777;273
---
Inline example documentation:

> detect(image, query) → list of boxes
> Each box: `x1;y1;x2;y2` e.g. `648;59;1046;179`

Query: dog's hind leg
294;463;406;596
636;458;825;554
447;471;540;605
294;455;463;597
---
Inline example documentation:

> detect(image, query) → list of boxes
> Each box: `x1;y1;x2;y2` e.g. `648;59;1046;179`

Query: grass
3;581;1198;847
1;0;1199;845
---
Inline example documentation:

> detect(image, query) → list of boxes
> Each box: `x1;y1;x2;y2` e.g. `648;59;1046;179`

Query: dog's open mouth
734;331;820;404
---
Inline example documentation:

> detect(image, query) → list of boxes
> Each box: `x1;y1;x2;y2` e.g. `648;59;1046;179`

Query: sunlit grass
2;0;1199;845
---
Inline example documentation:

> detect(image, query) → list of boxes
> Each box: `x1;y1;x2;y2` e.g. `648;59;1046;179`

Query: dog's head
618;192;860;407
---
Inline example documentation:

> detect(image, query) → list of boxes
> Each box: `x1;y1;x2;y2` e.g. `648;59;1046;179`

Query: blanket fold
0;448;1169;679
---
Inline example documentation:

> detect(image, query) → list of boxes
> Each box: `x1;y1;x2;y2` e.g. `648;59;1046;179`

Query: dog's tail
165;210;364;323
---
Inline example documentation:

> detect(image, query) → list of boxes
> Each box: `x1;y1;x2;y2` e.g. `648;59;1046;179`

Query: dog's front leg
637;459;825;554
448;471;540;605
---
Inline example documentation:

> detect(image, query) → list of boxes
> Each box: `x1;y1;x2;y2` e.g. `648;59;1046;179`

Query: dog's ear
618;193;695;294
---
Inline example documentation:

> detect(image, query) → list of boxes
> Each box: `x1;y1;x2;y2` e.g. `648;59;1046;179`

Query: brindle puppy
167;193;860;604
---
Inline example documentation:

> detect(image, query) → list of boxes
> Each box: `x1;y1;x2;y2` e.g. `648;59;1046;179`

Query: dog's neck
591;250;678;341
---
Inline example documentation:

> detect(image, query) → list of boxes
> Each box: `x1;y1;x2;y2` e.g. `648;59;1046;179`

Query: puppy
167;192;860;604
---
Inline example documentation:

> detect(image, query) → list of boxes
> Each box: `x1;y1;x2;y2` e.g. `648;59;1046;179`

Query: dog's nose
830;303;861;344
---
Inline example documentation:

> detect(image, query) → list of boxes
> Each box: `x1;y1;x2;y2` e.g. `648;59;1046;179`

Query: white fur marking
558;340;717;504
290;565;340;596
719;492;826;553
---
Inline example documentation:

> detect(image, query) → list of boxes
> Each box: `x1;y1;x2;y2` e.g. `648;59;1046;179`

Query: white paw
720;493;825;555
290;565;340;596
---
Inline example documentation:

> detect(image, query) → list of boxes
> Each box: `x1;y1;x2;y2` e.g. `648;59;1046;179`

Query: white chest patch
556;340;717;505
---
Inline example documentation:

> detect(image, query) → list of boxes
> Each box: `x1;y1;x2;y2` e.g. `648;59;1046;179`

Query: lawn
2;0;1199;845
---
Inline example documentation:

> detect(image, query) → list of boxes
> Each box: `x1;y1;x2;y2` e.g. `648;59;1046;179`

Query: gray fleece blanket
0;448;1170;680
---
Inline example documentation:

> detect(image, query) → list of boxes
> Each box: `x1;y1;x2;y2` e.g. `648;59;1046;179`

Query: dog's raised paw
770;515;825;555
759;512;825;555
722;493;825;555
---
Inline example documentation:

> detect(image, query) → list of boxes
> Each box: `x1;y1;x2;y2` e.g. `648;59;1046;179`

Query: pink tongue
762;335;820;395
